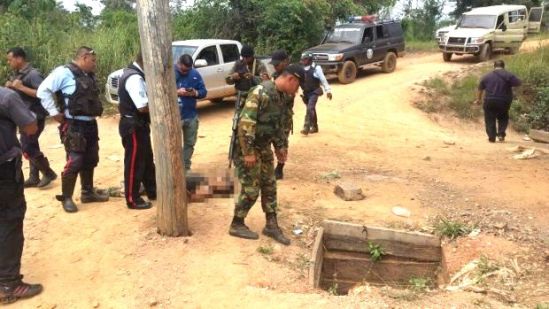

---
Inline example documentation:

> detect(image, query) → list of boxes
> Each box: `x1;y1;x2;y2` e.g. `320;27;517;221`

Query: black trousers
302;89;321;128
0;158;26;283
483;99;511;141
59;120;100;177
20;117;46;160
120;119;156;205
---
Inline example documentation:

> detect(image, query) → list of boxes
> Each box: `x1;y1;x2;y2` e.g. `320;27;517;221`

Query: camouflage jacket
271;72;295;136
226;59;267;92
237;80;287;156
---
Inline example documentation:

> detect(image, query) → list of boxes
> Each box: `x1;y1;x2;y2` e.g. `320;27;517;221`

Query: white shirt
304;63;332;93
125;62;148;109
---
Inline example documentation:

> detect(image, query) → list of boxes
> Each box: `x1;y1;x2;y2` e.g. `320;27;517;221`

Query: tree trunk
136;0;189;236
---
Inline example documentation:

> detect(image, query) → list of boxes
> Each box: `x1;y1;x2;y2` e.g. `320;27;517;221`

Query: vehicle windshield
172;45;198;62
458;15;496;29
325;27;362;44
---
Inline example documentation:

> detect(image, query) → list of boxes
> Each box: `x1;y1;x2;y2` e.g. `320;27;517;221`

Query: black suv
304;18;405;84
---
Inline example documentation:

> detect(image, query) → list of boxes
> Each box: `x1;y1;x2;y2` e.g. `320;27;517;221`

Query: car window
220;44;240;63
496;14;505;29
509;10;526;23
172;45;198;62
362;28;373;43
387;23;403;37
196;46;220;66
375;25;384;39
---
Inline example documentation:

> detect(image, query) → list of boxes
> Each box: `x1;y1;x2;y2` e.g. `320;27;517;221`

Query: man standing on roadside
6;47;57;188
225;45;269;107
118;51;155;210
475;60;521;143
37;46;109;213
300;53;332;135
175;54;207;172
0;87;43;304
269;49;293;180
228;64;304;246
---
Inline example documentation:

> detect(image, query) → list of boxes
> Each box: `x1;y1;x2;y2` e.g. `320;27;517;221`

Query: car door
372;25;389;62
219;43;241;97
194;45;224;99
506;9;527;47
528;7;544;33
494;14;507;50
358;27;375;65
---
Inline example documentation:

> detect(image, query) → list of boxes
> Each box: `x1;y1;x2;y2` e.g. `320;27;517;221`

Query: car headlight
327;53;344;61
470;37;485;44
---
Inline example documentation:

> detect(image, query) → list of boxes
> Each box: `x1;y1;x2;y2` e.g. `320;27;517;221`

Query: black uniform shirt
478;69;522;102
0;87;36;163
9;64;46;116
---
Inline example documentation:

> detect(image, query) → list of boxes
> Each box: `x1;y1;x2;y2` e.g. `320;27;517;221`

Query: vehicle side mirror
195;59;208;68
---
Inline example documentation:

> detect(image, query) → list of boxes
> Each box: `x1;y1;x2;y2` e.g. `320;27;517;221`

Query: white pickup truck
105;39;273;104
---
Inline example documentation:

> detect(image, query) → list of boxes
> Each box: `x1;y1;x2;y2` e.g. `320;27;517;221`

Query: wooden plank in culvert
322;251;439;285
529;129;549;143
309;227;325;288
320;278;358;294
323;236;442;262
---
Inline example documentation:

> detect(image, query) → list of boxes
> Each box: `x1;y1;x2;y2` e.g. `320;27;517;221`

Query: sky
61;0;104;15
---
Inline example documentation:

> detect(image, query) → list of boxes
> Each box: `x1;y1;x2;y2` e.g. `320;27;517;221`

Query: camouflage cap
284;63;305;80
270;49;289;66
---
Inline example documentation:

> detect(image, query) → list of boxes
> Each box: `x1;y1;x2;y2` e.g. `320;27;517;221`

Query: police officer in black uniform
5;47;57;188
118;51;155;210
37;46;109;213
0;87;43;304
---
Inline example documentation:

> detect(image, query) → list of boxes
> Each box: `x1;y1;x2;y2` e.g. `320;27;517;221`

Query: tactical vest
254;81;285;147
118;64;150;124
9;66;48;119
301;64;321;94
65;63;103;117
234;59;261;92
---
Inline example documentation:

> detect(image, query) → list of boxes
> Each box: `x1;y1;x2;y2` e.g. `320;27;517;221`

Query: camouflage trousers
233;147;277;219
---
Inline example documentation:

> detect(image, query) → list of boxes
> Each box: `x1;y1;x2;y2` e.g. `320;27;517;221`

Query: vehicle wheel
381;52;397;73
338;61;357;84
477;43;492;62
442;52;452;62
210;98;224;104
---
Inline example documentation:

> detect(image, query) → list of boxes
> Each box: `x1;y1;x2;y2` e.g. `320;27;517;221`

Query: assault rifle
228;91;243;168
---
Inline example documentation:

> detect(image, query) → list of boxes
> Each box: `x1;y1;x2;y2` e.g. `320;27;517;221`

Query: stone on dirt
334;182;365;201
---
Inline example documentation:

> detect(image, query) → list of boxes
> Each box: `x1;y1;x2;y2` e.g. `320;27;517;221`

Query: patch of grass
406;40;438;53
319;170;341;181
257;245;274;255
408;276;432;292
535;303;549;309
447;75;482;119
294;253;311;272
422;77;449;95
434;218;471;239
328;282;339;296
476;255;499;277
367;241;386;262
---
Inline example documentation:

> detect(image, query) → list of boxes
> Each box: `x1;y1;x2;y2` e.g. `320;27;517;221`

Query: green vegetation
328;282;339;296
257;245;274;255
408;276;432;292
535;303;549;309
434;218;471;239
476;255;499;278
420;44;549;132
367;241;386;262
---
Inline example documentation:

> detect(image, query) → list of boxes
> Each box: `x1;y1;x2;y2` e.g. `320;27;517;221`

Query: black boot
310;124;319;134
229;216;259;239
0;277;43;304
56;174;78;213
23;163;40;188
275;163;284;180
263;213;291;245
80;169;109;203
127;197;152;210
33;155;57;188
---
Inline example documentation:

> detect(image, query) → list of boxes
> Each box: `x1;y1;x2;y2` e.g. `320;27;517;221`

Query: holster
59;123;87;152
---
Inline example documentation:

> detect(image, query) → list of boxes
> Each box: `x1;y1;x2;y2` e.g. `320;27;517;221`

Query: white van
436;5;544;62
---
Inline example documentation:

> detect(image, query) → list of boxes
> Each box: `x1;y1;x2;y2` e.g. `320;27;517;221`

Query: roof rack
348;15;400;25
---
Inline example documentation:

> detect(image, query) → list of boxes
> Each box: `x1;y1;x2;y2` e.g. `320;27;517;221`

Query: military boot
0;277;43;304
300;126;309;135
229;217;259;240
23;163;40;188
33;155;57;188
310;124;319;134
262;213;291;245
80;169;109;203
56;174;78;213
275;163;284;180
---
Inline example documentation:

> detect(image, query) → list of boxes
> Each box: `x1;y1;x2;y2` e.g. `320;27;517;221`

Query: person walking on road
475;60;521;143
300;53;332;135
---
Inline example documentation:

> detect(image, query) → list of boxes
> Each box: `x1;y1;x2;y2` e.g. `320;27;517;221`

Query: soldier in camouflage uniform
225;45;269;106
229;64;304;246
269;50;294;180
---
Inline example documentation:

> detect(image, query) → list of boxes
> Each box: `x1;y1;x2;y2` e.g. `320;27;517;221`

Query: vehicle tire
381;52;397;73
477;43;492;62
442;52;452;62
338;61;357;84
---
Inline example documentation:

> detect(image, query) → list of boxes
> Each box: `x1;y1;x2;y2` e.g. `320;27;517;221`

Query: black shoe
56;195;78;213
263;213;290;245
58;175;78;213
488;138;496;143
23;164;40;188
300;128;309;135
275;163;284;180
497;135;505;142
80;169;109;203
310;125;318;134
0;278;43;304
127;198;152;210
33;156;57;188
229;217;259;239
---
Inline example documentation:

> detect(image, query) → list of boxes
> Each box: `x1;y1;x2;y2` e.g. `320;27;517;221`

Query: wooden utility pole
136;0;189;236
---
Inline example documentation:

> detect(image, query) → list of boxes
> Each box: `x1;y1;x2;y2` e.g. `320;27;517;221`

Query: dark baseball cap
269;49;288;66
240;45;254;57
284;64;304;80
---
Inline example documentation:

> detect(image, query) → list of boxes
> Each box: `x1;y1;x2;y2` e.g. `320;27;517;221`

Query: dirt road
15;42;549;308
